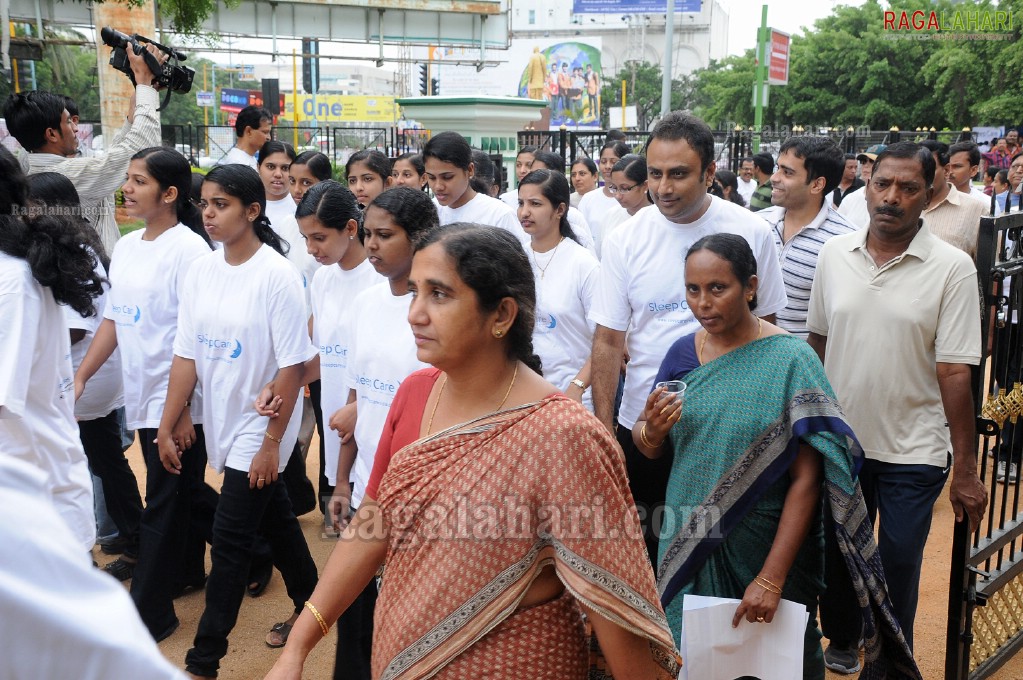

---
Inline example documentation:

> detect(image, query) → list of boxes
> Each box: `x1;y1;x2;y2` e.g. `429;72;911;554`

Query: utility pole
753;5;768;153
659;0;674;119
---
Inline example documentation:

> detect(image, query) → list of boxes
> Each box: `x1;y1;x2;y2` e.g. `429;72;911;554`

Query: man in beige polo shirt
806;141;987;673
919;139;987;259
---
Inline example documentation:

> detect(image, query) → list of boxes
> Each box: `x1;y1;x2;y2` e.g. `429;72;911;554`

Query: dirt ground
94;434;1023;679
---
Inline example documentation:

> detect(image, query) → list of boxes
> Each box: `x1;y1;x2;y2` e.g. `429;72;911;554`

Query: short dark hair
234;105;272;139
3;91;67;151
686;233;758;311
470;149;497;195
61;95;79;120
844;153;857;162
611;154;647;186
393;152;425;178
648;112;715;172
516;145;538;158
293;150;333;181
752;153;774;175
531;150;566;173
779;136;846;195
873;141;936;188
740;157;755;166
920;139;950;167
296;179;361;231
257;140;296;166
987;166;1001;180
345;148;392;181
422;131;473;171
948;141;981;167
713;169;745;207
571;157;598;175
368;186;439;242
606;129;627;142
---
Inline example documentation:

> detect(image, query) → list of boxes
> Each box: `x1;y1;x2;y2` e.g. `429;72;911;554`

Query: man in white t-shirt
217;105;271;168
589;111;787;566
947;141;992;209
736;157;757;205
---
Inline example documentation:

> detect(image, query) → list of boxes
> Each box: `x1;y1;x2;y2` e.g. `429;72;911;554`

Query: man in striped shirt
757;136;856;337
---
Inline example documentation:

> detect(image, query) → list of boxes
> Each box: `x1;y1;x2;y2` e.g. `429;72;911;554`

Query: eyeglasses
608;184;639;195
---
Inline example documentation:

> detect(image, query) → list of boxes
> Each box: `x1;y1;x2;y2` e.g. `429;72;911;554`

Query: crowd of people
0;55;1016;678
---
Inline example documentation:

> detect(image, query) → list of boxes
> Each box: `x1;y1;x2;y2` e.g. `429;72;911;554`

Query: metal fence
947;203;1023;679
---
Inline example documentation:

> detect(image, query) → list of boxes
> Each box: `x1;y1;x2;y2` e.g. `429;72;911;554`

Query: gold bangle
639;424;665;449
757;575;783;592
754;576;782;595
264;431;283;444
304;600;329;637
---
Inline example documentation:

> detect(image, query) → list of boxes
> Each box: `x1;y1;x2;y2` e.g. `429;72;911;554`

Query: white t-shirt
737;177;757;205
265;197;320;312
0;456;186;680
0;253;95;551
344;282;427;505
590;196;788;428
566;206;596;254
105;225;209;429
65;256;124;420
530;238;600;411
837;186;869;229
310;259;382;486
218;146;258;169
174;245;316;473
500;188;517;208
436;193;529;247
578;189;619;237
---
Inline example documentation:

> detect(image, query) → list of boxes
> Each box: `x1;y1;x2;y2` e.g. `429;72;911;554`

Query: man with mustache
807;142;987;672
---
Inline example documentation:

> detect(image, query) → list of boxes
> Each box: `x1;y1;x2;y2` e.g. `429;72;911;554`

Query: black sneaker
824;643;861;674
99;536;129;555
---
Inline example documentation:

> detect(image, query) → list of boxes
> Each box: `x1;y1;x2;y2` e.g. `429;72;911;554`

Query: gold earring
494;328;504;338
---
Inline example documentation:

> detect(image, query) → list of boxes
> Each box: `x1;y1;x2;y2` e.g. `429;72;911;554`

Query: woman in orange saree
266;224;679;679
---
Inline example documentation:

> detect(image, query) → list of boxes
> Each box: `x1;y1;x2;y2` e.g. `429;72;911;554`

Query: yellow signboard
283;95;399;123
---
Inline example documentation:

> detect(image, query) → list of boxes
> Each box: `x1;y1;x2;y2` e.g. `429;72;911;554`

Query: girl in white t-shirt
598;155;654;257
569;157;598;207
346;149;393;209
499;145;538;208
517;169;600;410
391;152;427;191
158;164;319;678
423;131;526;242
289;150;332;206
306;186;439;678
75;146;213;640
27;172;140;570
0;147;103;555
578;140;631;237
272;180;381;515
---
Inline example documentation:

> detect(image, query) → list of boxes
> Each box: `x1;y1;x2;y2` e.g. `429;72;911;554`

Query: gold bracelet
264;431;283;444
754;576;782;595
304;600;329;637
757;574;783;592
639;424;665;449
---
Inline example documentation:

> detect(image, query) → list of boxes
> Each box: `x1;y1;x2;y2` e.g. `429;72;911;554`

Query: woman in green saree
634;233;920;680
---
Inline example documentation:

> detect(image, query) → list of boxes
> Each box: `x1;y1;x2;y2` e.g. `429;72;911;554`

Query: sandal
102;557;136;582
265;621;293;648
248;560;273;598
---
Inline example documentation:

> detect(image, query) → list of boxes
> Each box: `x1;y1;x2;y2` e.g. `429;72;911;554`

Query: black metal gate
947;204;1023;678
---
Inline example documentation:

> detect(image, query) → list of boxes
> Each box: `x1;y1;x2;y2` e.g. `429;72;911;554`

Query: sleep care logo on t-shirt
111;303;141;326
320;342;348;369
647;298;690;323
197;333;243;362
535;311;557;334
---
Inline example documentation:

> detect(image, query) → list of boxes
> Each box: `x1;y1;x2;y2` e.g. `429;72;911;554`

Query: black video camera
100;27;195;102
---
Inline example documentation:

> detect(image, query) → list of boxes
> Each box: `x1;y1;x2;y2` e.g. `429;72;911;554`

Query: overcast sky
723;0;858;56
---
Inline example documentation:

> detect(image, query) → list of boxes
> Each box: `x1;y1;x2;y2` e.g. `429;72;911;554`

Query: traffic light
430;77;439;96
302;38;320;94
419;64;429;95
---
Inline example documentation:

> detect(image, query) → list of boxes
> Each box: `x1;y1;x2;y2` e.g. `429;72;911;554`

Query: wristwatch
570;378;586;390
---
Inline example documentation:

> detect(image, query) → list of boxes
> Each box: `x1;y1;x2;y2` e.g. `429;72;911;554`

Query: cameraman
3;44;165;256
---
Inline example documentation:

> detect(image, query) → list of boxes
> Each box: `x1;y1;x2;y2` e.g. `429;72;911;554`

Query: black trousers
616;422;674;570
131;426;212;637
308;379;334;514
79;408;143;559
333;578;377;680
185;468;318;677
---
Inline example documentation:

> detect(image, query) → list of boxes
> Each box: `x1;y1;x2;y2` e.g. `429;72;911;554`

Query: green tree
598;62;696;129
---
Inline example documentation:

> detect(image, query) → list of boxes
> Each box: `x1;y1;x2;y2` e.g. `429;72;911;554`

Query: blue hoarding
573;0;701;14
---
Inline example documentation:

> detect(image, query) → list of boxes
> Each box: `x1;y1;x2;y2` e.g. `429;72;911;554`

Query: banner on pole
767;29;790;86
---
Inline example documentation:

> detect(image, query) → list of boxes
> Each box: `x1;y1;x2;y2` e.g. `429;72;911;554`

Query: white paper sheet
678;594;809;680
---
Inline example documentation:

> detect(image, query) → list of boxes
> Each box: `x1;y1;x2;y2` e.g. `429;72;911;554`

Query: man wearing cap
836;144;886;228
747;152;775;211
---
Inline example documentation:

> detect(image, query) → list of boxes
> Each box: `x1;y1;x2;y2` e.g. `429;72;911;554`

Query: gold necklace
531;236;565;280
426;364;519;435
699;316;762;365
